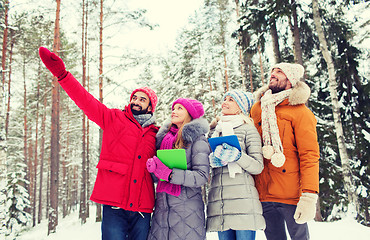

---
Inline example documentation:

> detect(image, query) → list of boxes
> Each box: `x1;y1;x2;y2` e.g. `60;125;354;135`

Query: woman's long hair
240;113;254;125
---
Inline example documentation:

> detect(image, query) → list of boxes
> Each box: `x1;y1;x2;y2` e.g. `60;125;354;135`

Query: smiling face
269;68;292;93
130;91;152;114
171;103;192;128
221;95;241;115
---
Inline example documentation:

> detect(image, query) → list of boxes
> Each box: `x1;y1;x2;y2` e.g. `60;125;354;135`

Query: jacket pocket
267;165;300;199
91;160;128;203
276;115;295;149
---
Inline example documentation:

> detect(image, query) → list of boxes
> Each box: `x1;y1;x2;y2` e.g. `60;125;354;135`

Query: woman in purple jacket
146;98;211;240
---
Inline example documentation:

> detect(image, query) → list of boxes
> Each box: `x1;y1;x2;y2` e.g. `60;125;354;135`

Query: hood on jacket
254;81;311;105
156;118;210;149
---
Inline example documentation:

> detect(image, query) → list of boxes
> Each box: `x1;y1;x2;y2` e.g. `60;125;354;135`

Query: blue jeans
218;229;256;240
262;202;310;240
101;205;150;240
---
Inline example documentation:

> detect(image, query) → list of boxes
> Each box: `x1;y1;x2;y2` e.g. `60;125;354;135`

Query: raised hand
38;47;67;80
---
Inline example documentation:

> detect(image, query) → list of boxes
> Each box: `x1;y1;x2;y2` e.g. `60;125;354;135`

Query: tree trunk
33;40;43;224
223;52;229;92
290;0;303;65
23;56;29;214
46;156;50;220
217;0;229;92
1;1;9;179
1;0;9;88
28;133;34;219
28;132;35;223
312;0;359;217
244;59;252;91
5;37;14;139
269;18;281;63
38;83;48;224
315;196;323;222
208;76;216;115
364;199;370;226
63;107;70;218
60;101;68;218
85;0;90;218
62;152;67;218
70;165;79;211
32;81;40;227
238;6;253;91
79;0;87;224
258;45;265;86
234;0;246;89
48;0;61;234
99;0;103;107
86;77;91;217
96;0;104;223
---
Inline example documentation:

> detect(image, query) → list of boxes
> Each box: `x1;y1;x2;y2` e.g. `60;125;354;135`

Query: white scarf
261;89;292;167
211;115;245;178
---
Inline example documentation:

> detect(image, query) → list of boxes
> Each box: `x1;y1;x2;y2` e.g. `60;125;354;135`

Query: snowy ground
13;206;370;240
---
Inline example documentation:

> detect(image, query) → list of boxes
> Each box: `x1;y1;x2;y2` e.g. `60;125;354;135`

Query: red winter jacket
59;73;158;213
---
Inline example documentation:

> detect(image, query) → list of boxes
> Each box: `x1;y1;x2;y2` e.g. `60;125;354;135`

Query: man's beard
131;103;149;115
269;85;283;94
269;78;287;94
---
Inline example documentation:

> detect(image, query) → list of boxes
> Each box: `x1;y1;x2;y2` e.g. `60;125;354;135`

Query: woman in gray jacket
207;90;265;240
146;98;210;240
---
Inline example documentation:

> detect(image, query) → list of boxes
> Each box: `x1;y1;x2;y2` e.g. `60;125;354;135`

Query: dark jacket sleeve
171;136;210;188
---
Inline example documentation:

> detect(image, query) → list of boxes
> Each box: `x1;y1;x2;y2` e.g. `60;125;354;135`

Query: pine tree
4;109;32;238
312;0;367;219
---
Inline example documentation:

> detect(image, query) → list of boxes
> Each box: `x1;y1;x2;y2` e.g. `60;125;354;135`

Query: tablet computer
157;149;187;181
157;149;187;170
208;135;241;152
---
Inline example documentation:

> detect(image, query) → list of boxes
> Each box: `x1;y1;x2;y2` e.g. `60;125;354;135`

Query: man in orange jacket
250;63;320;240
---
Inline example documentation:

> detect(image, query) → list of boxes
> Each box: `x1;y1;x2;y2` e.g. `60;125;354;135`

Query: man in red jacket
39;47;159;240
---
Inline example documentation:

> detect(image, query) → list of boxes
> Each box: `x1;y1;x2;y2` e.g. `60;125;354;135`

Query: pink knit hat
130;87;158;113
172;98;204;119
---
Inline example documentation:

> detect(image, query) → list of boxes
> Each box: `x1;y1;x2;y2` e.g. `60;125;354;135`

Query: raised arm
39;47;112;129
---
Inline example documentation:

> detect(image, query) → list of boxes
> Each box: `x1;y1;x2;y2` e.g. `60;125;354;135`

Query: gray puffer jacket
206;121;266;232
148;118;211;240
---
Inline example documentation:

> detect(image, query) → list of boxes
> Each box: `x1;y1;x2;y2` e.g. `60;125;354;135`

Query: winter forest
0;0;369;238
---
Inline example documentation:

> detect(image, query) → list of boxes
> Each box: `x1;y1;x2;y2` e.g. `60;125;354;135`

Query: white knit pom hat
272;63;305;87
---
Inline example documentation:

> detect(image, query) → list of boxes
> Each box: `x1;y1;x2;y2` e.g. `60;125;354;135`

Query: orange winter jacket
250;83;320;205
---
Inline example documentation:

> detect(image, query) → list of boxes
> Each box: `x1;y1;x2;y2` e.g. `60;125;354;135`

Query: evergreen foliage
238;0;369;223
